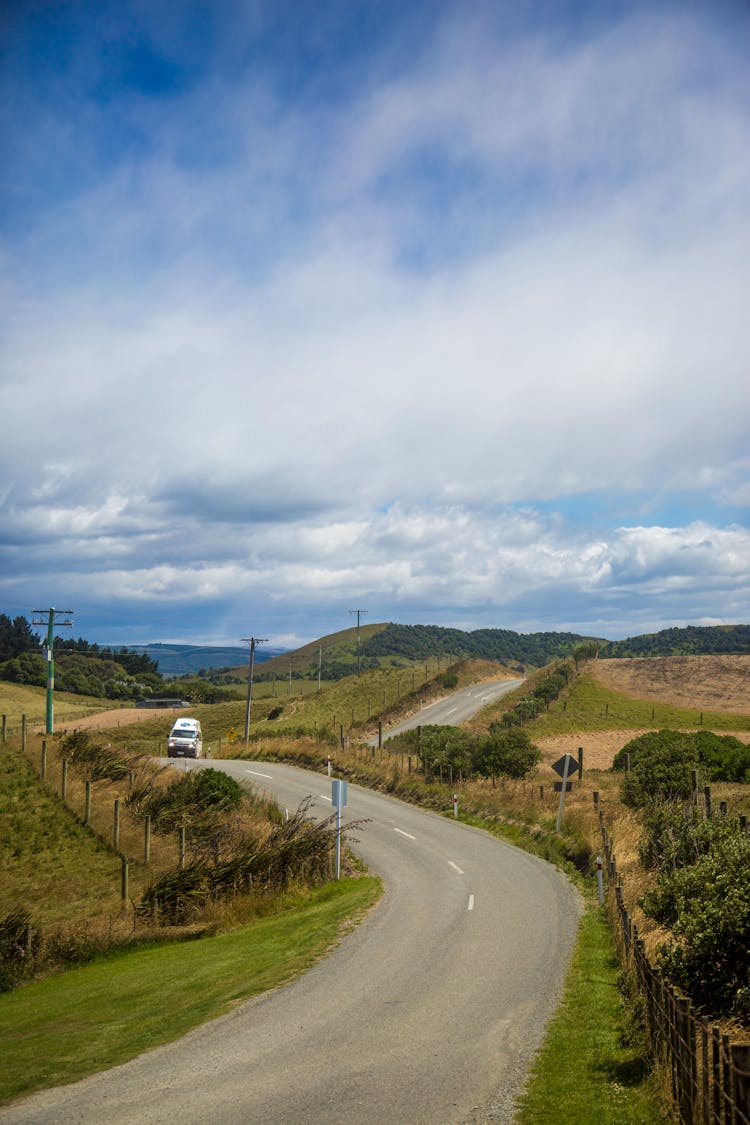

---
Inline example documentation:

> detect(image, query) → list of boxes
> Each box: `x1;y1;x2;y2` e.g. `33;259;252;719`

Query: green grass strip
0;877;381;1106
514;903;666;1124
528;672;750;737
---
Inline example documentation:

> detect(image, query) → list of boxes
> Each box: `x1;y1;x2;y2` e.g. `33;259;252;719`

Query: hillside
601;623;750;658
590;653;750;712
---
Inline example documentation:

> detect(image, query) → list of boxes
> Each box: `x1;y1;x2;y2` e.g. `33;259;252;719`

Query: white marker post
453;793;459;818
327;755;332;777
596;855;604;905
332;778;348;880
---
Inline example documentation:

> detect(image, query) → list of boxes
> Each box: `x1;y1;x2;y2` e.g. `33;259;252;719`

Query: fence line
601;814;750;1124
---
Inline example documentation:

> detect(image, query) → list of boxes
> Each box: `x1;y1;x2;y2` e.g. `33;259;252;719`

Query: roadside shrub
0;909;40;993
614;731;698;807
645;824;750;1022
473;728;541;781
638;802;708;872
141;799;342;922
59;731;132;781
128;768;244;835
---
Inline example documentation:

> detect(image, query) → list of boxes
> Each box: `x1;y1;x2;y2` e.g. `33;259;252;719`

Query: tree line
0;614;162;700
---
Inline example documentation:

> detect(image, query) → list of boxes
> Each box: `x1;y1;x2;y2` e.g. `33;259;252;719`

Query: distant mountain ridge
121;643;285;678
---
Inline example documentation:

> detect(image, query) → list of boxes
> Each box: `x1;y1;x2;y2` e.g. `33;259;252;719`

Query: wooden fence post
178;826;186;870
61;758;68;800
113;798;120;850
21;714;27;753
85;780;92;825
121;856;129;901
144;815;151;864
731;1044;750;1125
1;714;6;743
704;786;712;820
41;740;47;779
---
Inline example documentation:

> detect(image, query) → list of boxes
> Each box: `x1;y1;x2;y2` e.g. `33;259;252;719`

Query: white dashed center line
468;895;475;911
449;861;464;874
245;770;273;779
394;828;416;840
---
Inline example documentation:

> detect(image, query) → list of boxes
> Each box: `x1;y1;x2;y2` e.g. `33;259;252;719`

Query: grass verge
514;901;669;1124
0;876;381;1106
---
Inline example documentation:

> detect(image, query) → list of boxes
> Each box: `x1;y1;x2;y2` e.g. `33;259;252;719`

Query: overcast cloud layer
1;0;749;647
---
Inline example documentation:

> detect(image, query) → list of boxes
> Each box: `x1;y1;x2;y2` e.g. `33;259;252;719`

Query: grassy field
0;683;118;734
526;671;750;738
0;877;382;1106
0;745;128;927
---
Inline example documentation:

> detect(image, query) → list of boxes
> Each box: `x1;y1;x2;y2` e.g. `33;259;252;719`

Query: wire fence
601;813;750;1124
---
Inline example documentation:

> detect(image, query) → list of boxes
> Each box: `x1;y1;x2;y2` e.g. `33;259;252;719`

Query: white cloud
1;1;748;642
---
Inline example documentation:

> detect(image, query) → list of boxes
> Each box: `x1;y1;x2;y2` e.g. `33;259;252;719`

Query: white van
167;717;203;759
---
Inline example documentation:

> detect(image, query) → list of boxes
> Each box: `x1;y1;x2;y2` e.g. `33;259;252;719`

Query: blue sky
1;0;749;648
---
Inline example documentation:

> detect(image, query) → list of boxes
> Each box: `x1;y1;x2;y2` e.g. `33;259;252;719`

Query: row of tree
362;623;599;669
0;614;162;700
384;723;541;782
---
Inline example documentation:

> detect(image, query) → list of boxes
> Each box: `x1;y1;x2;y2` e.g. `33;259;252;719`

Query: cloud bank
1;1;748;645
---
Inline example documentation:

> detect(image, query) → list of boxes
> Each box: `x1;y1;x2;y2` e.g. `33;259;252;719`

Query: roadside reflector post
596;855;604;905
453;793;459;818
331;779;348;880
326;755;332;777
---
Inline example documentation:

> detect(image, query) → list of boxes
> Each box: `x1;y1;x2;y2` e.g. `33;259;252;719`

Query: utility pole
349;608;368;676
32;608;74;734
242;636;267;743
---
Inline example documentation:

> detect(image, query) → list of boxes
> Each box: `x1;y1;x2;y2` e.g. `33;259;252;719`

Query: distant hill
248;621;750;683
600;624;750;659
243;622;602;682
123;643;285;678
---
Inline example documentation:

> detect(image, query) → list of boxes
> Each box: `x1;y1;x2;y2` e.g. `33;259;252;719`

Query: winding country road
3;759;580;1125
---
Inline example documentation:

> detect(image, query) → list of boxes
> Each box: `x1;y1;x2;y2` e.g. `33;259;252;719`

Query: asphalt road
3;760;580;1125
373;678;524;744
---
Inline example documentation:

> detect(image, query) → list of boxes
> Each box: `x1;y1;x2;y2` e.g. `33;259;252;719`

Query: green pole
45;612;55;736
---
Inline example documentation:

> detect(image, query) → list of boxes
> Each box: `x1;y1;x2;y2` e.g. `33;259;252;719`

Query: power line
31;607;74;735
241;636;268;743
348;612;368;670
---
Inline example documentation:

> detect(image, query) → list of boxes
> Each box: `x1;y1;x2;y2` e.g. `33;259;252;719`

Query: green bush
128;768;244;835
473;728;541;780
614;730;750;808
644;824;750;1022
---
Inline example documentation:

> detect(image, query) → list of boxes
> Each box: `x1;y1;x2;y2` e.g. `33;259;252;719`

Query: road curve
2;761;580;1125
374;678;524;744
